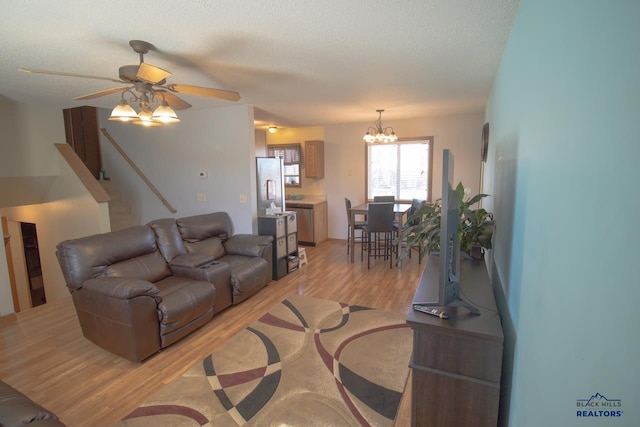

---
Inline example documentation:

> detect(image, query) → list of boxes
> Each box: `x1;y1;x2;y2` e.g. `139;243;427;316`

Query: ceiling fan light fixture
20;40;242;129
151;101;180;124
109;100;138;122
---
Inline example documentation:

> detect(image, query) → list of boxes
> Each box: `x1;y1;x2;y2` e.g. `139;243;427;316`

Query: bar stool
298;248;308;266
362;202;395;269
345;197;367;259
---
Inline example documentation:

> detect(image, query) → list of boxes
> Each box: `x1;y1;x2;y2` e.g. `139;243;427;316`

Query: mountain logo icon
577;392;622;408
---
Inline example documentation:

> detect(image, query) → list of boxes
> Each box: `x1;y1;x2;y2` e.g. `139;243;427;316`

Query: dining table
349;202;412;264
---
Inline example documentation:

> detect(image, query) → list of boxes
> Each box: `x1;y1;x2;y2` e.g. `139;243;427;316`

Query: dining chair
345;198;367;258
373;195;395;202
395;198;425;230
361;202;395;269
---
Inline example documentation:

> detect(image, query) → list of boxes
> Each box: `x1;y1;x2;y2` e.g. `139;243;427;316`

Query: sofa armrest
223;234;273;258
82;277;160;302
0;381;65;426
169;253;215;268
72;283;162;362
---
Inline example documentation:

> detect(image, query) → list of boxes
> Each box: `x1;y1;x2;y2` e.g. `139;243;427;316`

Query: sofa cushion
154;276;216;335
104;251;171;283
177;212;232;242
83;277;161;301
229;257;269;304
149;218;187;262
217;254;253;269
56;225;159;291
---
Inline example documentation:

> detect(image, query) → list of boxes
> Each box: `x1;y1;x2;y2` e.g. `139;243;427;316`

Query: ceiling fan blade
136;63;171;84
155;90;192;110
73;86;130;100
167;84;241;102
18;68;123;83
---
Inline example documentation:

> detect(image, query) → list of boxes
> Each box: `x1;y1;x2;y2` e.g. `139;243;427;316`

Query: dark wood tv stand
406;255;503;427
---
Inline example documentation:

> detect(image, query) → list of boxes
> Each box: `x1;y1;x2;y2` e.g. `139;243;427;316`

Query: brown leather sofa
56;212;273;363
0;381;65;426
150;212;273;312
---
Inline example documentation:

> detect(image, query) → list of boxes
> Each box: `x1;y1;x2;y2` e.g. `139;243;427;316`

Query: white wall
3;181;110;305
484;1;640;425
0;96;109;314
0;97;65;177
100;104;258;233
0;97;68;207
324;113;485;240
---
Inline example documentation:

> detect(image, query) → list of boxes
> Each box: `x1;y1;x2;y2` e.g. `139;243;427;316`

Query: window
268;143;302;187
366;137;433;202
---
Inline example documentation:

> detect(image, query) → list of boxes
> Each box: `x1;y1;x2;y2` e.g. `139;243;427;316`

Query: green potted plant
396;183;495;261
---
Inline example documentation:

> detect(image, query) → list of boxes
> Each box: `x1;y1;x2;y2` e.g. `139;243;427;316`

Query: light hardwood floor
0;239;424;426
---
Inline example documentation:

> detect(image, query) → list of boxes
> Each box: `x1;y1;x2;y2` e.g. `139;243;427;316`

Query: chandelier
109;83;180;127
363;109;398;144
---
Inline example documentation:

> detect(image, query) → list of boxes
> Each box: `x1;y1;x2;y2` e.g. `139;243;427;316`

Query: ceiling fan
19;40;241;125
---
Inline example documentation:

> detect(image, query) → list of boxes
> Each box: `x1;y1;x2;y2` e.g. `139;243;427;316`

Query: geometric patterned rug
116;294;412;426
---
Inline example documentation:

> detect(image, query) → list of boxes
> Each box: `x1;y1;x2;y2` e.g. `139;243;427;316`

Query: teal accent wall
484;0;640;425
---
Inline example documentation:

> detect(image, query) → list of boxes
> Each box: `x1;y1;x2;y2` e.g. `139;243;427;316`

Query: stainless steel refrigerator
256;157;286;216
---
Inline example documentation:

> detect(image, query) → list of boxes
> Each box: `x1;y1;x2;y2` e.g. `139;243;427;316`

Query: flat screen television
439;149;462;307
418;149;480;315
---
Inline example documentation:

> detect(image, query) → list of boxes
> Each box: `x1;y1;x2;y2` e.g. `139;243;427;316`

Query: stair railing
100;128;177;214
55;143;111;203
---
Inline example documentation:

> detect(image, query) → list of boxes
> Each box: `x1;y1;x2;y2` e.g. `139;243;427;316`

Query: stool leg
299;248;308;266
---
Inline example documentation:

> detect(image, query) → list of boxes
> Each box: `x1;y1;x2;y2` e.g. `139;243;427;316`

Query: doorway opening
20;222;46;307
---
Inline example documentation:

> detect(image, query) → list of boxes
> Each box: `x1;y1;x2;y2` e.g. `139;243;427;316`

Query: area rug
117;294;412;426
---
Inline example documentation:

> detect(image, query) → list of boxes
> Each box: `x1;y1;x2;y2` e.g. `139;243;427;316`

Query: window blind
267;144;301;165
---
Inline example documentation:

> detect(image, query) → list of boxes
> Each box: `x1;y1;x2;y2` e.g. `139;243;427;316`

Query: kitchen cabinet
258;213;298;279
304;140;324;179
286;201;327;246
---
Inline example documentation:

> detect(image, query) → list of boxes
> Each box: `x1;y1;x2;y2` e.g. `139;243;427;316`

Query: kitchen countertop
285;195;327;207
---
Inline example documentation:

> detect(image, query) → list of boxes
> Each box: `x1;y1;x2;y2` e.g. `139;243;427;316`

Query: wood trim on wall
2;216;20;313
55;143;110;203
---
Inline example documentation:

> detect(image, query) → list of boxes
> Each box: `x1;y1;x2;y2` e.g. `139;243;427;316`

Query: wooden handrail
100;128;177;214
55;143;111;203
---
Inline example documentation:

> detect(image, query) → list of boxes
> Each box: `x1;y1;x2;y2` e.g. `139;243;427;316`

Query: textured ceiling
0;0;520;129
